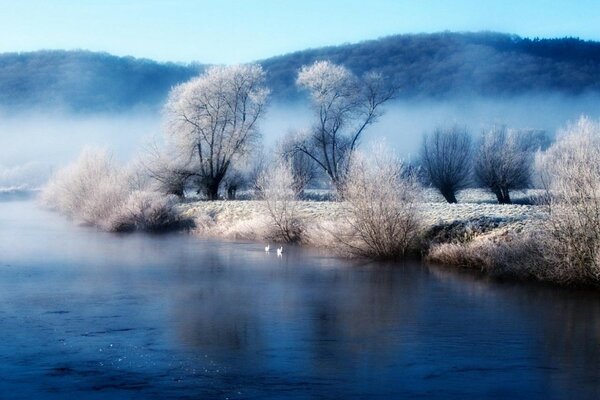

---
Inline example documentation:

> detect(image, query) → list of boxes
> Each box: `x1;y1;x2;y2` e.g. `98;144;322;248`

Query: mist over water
1;93;600;188
0;110;161;188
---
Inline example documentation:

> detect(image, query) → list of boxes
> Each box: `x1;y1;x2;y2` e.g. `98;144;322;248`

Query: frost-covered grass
180;198;544;242
422;187;543;204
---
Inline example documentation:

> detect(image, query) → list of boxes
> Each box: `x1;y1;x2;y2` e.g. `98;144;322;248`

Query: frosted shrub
42;148;182;232
256;159;303;242
42;148;129;230
116;191;180;232
536;117;600;283
335;146;422;259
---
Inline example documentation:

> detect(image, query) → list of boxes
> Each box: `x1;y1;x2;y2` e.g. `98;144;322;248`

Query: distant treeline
0;50;202;112
2;32;600;112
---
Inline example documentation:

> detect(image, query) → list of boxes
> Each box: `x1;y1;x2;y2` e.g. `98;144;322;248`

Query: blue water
0;197;599;399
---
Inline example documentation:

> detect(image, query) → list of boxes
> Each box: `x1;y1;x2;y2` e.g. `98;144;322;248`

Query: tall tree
292;61;395;191
163;64;269;200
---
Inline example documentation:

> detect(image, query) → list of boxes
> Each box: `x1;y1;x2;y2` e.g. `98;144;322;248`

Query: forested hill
0;50;202;112
262;32;600;99
2;32;600;112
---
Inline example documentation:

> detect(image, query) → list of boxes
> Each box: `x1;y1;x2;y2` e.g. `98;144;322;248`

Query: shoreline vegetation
178;189;549;279
38;139;600;288
38;62;600;289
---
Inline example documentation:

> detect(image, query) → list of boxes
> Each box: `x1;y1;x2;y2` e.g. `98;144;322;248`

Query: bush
334;146;422;259
42;148;183;232
116;191;181;232
535;117;600;284
426;231;547;279
256;159;304;243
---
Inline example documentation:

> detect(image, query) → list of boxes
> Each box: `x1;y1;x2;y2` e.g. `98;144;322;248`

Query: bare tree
163;64;269;200
419;125;472;203
293;61;396;191
223;167;247;200
246;149;268;193
141;141;195;197
474;126;533;204
277;130;318;195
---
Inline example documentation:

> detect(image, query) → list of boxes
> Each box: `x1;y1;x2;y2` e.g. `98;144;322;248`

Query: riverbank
178;189;554;281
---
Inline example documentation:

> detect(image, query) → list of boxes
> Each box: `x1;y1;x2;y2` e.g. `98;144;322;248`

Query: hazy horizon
3;93;600;189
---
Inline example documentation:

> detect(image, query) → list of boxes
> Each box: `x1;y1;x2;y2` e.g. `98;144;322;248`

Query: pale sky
0;0;598;63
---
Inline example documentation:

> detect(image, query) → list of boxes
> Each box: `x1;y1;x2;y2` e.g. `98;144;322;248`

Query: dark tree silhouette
420;126;472;203
474;126;534;204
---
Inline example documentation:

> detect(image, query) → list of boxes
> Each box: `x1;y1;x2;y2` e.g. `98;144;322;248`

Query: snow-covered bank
178;192;580;284
179;196;545;244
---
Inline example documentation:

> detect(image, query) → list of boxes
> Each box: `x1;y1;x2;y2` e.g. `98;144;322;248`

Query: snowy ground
179;188;546;242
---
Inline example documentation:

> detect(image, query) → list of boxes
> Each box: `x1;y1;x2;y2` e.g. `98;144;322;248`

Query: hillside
1;32;600;112
0;50;202;112
263;31;600;99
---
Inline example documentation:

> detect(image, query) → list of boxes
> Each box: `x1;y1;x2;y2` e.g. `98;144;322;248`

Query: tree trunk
203;179;221;200
500;187;511;204
493;187;512;204
441;189;458;204
227;186;237;200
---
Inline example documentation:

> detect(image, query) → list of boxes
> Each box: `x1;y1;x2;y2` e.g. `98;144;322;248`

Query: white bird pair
265;244;283;256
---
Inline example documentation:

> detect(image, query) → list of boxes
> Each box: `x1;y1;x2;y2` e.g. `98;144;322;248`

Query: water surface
0;197;599;399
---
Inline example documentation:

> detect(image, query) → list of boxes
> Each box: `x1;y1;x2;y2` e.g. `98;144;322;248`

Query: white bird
265;244;270;252
277;246;283;256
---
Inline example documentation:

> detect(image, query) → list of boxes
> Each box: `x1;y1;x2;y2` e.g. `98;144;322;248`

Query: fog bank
0;110;161;188
2;93;600;188
263;94;600;160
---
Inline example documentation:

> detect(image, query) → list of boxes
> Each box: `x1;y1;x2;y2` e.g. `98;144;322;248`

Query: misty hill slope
1;32;600;112
263;31;600;99
0;50;202;112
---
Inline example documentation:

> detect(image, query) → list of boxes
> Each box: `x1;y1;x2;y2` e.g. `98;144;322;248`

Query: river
0;195;599;399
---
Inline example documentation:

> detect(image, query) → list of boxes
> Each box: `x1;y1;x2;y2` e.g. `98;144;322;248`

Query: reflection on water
0;198;599;399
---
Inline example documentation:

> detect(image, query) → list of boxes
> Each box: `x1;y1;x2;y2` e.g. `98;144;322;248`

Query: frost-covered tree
163;64;269;200
419;126;472;203
474;126;534;204
293;61;396;191
278;130;318;194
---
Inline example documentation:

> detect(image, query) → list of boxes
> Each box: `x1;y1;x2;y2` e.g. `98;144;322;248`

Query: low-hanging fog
1;93;600;189
0;110;161;189
264;93;600;159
